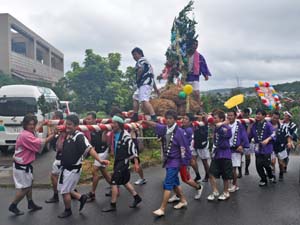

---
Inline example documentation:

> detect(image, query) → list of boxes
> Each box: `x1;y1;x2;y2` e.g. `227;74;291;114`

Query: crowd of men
8;107;298;218
7;46;299;219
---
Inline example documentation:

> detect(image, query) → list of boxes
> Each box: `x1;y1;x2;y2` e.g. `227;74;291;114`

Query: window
0;97;37;116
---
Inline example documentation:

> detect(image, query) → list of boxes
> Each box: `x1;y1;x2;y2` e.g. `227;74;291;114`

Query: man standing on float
186;40;211;109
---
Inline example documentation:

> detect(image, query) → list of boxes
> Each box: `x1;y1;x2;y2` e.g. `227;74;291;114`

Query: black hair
54;111;63;120
185;113;195;121
255;109;267;116
272;111;280;117
22;113;38;130
110;107;122;117
66;114;80;126
214;110;226;121
87;111;97;119
243;108;251;114
131;47;144;57
165;110;178;120
227;109;237;116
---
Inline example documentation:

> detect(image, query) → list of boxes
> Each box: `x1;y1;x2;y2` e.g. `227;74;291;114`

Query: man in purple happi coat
141;110;189;217
207;110;233;201
249;109;276;187
227;110;249;193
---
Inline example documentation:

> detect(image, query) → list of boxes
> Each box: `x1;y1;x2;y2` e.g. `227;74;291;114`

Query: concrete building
0;13;64;83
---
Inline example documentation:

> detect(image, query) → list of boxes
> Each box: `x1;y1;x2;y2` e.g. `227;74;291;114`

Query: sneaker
270;176;277;184
153;208;165;216
245;170;249;175
228;185;240;193
86;192;96;202
102;204;116;212
194;184;203;200
194;176;201;183
168;195;180;203
259;181;267;187
279;173;284;181
79;194;88;211
134;178;147;185
174;201;188;209
207;192;219;201
57;209;72;218
237;173;242;179
218;192;230;201
129;195;142;208
45;195;59;203
9;204;24;216
202;177;209;182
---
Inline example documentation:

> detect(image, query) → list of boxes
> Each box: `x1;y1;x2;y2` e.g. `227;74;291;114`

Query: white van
0;85;60;152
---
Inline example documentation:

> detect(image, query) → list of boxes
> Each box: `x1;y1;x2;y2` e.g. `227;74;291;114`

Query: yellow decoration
183;84;193;95
258;81;264;86
224;94;244;109
258;93;264;97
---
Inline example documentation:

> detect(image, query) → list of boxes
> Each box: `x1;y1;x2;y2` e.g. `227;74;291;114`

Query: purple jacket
249;120;275;155
230;121;250;153
155;124;191;168
186;54;212;82
213;124;232;160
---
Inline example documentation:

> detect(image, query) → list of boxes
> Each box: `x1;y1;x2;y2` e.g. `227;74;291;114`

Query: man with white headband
102;114;142;212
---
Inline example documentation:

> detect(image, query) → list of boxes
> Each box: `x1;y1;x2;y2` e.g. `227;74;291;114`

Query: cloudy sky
1;0;299;90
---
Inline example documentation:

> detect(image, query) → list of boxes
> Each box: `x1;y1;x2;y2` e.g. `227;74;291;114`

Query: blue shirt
114;132;121;156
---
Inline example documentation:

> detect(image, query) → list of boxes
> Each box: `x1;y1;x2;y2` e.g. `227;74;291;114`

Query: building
0;13;64;83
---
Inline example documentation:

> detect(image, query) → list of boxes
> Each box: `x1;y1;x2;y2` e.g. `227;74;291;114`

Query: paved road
1;155;300;225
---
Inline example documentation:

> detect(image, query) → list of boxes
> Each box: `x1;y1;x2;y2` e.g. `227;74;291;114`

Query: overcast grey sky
1;0;299;90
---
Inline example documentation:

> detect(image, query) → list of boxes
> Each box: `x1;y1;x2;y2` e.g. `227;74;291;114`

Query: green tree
66;49;135;114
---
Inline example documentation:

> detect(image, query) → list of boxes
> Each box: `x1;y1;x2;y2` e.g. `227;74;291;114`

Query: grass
80;147;162;183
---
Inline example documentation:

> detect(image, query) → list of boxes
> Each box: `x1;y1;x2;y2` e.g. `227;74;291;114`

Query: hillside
205;81;300;95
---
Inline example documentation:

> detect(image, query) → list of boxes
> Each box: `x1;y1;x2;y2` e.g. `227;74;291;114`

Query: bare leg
174;186;186;203
133;99;139;113
71;190;81;200
223;179;229;193
141;101;155;115
124;182;137;196
51;174;59;193
202;159;210;178
100;167;111;184
136;166;144;179
12;188;29;204
62;193;72;209
232;167;237;186
111;185;119;203
190;156;201;179
25;187;32;200
91;166;100;193
209;175;218;193
159;190;171;211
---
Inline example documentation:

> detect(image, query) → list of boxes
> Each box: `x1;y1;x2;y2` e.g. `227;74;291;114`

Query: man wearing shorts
271;111;289;181
57;115;109;218
142;110;189;216
186;40;211;107
207;110;233;201
45;111;65;203
102;115;142;212
131;47;159;122
84;112;111;201
168;113;203;203
191;114;210;182
227;110;249;193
